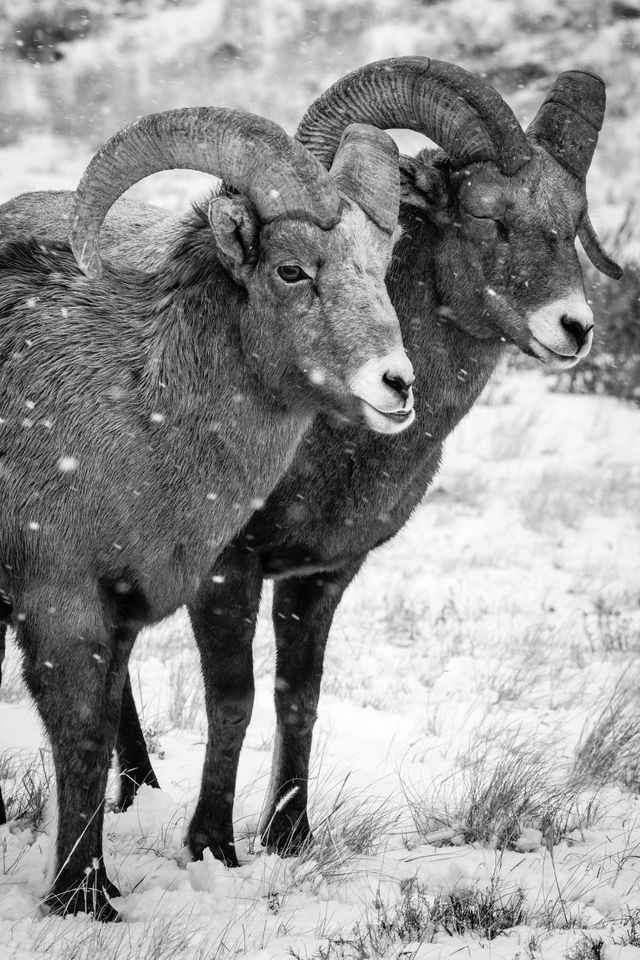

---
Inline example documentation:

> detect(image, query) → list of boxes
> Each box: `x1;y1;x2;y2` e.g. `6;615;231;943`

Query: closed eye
277;264;311;283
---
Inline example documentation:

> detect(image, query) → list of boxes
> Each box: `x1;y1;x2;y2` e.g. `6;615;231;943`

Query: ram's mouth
528;338;582;370
367;401;414;422
359;398;415;434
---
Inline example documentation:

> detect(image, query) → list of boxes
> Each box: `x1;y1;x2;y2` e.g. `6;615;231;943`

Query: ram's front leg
19;591;133;921
187;544;264;866
260;558;364;855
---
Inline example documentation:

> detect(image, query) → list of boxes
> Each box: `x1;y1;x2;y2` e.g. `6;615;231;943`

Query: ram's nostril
383;371;414;403
560;315;593;352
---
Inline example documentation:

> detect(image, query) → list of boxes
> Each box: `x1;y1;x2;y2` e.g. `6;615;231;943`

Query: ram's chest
98;418;307;618
0;387;307;622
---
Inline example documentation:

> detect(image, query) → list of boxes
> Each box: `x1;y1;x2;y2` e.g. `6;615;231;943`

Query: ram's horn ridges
70;107;342;279
329;123;400;233
297;57;531;176
526;70;606;181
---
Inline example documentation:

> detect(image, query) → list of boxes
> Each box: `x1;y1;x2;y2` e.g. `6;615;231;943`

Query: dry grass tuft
292;793;402;885
407;731;598;850
614;909;640;948
0;747;53;827
564;934;606;960
427;881;527;939
571;674;640;790
293;878;528;959
254;767;403;894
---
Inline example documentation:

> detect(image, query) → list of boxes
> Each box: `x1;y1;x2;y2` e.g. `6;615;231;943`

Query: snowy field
1;370;640;959
0;0;639;957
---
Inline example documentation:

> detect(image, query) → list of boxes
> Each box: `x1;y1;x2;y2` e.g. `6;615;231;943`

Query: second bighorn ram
97;60;622;863
0;106;415;918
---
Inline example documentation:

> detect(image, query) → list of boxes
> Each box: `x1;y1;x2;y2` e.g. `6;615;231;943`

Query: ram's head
296;58;622;370
70;108;415;434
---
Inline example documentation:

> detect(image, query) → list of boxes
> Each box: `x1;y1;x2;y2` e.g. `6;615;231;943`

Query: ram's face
435;148;594;368
247;199;415;435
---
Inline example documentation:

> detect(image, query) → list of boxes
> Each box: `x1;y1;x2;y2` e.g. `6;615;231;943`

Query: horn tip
70;233;102;280
609;260;624;281
82;260;102;281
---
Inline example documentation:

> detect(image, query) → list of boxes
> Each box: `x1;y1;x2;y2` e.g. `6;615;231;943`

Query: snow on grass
0;370;639;958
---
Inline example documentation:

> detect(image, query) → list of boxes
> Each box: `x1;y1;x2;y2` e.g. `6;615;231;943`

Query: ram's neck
136;238;310;553
389;204;504;440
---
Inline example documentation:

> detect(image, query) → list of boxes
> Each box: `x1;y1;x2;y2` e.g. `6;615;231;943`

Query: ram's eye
495;219;509;242
277;265;310;283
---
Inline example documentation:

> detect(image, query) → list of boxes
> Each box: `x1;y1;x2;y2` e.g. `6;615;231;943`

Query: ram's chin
528;339;582;370
360;400;415;435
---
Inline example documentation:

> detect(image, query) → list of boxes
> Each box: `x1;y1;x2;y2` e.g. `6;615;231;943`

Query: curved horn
578;214;623;280
70;107;341;279
526;70;605;181
329;123;399;234
528;71;622;280
296;56;531;176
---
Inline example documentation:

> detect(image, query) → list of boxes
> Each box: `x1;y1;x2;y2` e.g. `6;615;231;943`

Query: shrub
12;5;94;63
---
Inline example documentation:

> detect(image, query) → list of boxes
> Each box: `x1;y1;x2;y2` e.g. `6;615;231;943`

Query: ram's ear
207;195;260;282
399;152;453;226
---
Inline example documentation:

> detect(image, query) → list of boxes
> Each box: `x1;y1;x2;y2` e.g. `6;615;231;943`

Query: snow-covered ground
1;371;639;959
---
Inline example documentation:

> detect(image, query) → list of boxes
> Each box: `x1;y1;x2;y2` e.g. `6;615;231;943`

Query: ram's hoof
189;826;240;868
45;875;122;922
260;809;312;856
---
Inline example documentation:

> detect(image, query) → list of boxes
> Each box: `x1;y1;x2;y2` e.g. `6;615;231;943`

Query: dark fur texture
0;193;407;918
106;142;602;861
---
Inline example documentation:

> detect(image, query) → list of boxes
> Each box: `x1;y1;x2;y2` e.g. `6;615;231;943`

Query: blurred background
0;0;638;397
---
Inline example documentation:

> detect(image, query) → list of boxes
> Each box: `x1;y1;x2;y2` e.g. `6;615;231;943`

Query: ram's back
0;190;183;270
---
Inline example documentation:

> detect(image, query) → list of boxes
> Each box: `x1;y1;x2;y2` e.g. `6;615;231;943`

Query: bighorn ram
97;59;622;865
0;105;415;918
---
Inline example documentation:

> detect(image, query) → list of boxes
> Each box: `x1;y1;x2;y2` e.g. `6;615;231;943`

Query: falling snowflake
57;456;79;472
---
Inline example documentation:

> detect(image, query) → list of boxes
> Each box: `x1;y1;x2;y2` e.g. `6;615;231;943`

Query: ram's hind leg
114;672;160;812
187;544;263;867
19;589;134;920
260;559;363;855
